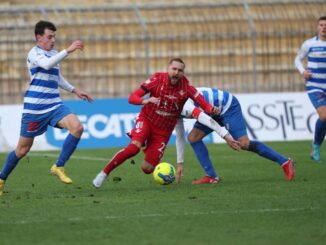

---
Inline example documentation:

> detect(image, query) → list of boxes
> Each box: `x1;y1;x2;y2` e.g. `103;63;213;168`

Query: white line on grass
1;206;319;225
28;152;108;162
101;206;318;220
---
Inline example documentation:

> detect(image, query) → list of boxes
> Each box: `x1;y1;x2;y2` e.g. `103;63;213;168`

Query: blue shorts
20;105;72;138
194;96;247;140
308;91;326;109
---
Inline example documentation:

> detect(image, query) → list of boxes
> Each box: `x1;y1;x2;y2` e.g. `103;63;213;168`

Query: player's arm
188;86;218;115
128;86;159;105
175;118;186;183
194;107;241;150
182;100;240;151
35;40;84;70
58;73;93;102
294;41;311;79
58;73;74;92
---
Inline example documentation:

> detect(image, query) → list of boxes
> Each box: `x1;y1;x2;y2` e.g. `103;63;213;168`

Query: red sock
103;144;140;174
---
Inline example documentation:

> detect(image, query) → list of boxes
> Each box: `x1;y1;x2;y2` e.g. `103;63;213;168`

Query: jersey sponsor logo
155;110;175;117
310;47;326;52
164;94;177;100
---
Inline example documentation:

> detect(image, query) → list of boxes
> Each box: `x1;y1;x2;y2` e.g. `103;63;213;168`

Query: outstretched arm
182;100;240;150
196;109;240;151
72;88;93;102
35;40;84;70
58;69;93;103
175;118;186;183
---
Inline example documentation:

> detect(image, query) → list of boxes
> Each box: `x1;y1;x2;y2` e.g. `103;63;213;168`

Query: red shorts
130;115;172;167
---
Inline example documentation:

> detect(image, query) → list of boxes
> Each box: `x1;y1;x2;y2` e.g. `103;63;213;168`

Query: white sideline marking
1;206;319;225
28;152;108;162
101;206;318;220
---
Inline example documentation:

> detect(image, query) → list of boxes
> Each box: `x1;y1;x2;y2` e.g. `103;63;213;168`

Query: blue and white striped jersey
295;36;326;94
182;87;233;117
24;46;63;114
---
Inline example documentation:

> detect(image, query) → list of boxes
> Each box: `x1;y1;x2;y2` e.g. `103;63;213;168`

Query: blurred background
0;0;326;104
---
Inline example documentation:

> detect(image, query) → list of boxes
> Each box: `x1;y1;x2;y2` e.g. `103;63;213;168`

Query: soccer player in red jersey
92;58;218;188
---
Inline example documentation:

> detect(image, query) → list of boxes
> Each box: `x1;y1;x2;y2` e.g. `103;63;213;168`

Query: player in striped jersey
92;58;218;188
0;21;92;195
295;16;326;163
175;87;295;184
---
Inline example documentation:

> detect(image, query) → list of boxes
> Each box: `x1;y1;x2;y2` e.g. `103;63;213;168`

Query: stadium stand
0;0;325;104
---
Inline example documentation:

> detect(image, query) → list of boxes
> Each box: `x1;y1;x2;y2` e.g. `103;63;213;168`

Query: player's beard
169;75;179;85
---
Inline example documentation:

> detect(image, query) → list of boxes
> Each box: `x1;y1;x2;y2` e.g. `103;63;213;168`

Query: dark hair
318;16;326;22
34;20;56;36
168;57;185;67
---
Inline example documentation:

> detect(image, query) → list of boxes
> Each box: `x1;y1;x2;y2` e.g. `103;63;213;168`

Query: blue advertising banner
45;98;212;149
46;98;140;149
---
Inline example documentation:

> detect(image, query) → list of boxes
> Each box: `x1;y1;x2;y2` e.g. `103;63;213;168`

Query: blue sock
56;134;80;167
314;119;326;146
248;140;288;165
190;141;218;178
0;151;20;180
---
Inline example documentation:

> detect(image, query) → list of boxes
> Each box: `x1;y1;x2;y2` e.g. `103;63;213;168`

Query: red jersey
130;72;212;133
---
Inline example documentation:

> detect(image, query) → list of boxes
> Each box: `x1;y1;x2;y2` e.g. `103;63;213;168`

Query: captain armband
191;107;202;119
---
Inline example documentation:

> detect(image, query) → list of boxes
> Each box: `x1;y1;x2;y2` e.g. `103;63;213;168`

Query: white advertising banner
0;92;317;152
236;92;316;141
183;92;317;143
0;105;55;152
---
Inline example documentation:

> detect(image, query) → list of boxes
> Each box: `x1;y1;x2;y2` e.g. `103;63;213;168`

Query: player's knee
238;138;250;150
141;161;155;174
317;107;326;121
69;123;84;138
121;143;141;161
188;133;199;143
131;140;144;149
319;114;326;122
141;163;154;174
75;123;84;136
15;146;31;158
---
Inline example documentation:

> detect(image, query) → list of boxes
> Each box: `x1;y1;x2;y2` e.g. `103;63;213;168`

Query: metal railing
0;0;325;104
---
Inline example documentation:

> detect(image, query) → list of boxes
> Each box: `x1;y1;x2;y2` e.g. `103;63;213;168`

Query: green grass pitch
0;140;325;245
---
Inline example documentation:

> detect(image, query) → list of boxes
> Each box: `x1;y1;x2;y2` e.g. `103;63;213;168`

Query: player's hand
224;134;241;151
66;40;84;53
73;88;93;102
176;163;184;184
143;97;160;105
210;106;220;115
303;70;312;80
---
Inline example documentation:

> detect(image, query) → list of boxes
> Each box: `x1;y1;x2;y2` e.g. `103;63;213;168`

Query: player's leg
92;117;149;188
0;111;48;195
312;105;326;162
225;97;294;181
188;125;220;184
142;129;170;174
92;140;142;188
0;137;34;195
237;136;288;165
48;106;83;184
182;100;220;181
308;92;326;162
